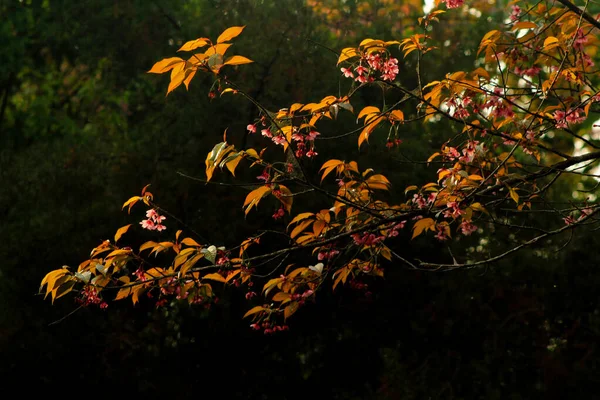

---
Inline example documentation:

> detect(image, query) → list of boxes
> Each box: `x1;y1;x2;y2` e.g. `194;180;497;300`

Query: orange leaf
178;38;210;52
411;218;435;239
243;305;265;319
284;302;299;320
203;273;226;283
278;185;293;213
224;55;253;65
122;196;141;214
337;47;358;64
148;57;184;74
243;186;272;215
217;26;245;44
357;106;380;120
114;224;132;243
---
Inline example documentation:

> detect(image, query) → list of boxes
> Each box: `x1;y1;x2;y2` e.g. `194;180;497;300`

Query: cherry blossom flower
355;65;368;76
459;220;478;235
271;135;286;146
306;149;318;158
140;209;166;231
261;128;272;138
307;130;320;140
247;123;257;134
510;5;521;21
272;207;285;220
341;67;354;78
442;0;464;8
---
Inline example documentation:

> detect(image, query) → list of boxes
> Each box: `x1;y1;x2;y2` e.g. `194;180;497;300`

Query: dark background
2;0;600;398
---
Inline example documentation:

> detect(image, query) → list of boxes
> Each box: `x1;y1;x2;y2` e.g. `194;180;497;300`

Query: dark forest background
2;1;600;398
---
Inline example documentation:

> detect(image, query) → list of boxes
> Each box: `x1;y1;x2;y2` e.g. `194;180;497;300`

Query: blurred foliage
1;0;599;398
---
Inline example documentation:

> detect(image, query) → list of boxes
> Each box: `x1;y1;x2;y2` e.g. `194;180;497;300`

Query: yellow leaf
389;110;404;122
288;212;314;227
122;196;141;213
366;174;391;191
243;185;271;215
178;38;210;52
263;277;284;295
148;57;184;74
357;106;380;120
543;36;560;50
243;305;265;319
337;47;358;65
224;55;253;65
411;218;435;239
512;21;537;31
217;26;245;44
404;185;418;194
278;185;293;213
139;240;158;252
181;237;201;247
167;62;186;95
179;253;203;277
205;43;232;57
358;116;384;148
114;287;132;301
183;69;196;90
272;292;291;302
508;187;519;204
114;224;132;243
287;220;312;241
203;273;226;283
284;302;299;320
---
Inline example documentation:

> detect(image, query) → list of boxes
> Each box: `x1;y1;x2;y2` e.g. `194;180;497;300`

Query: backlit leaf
114;224;132;243
411;218;435;239
148;57;184;74
217;26;245;44
224;55;253;66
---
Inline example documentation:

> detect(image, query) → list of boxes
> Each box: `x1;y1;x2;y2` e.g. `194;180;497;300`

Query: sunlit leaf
224;55;253;66
114;224;132;243
217;26;245;44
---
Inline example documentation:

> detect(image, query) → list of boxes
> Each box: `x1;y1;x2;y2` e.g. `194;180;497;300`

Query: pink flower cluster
140;209;166;231
352;232;384;246
77;286;108;309
510;5;521;21
341;52;399;83
514;65;541;77
441;0;464;9
553;108;586;129
574;28;588;51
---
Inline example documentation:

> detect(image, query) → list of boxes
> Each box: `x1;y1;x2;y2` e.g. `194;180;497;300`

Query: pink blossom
355;74;368;83
510;5;521;21
366;53;383;70
261;128;272;138
355;65;368;76
306;130;320;140
553;110;567;129
291;133;304;142
272;135;286;146
435;226;450;241
413;194;428;209
306;149;318;158
247;124;257;134
257;169;270;181
563;215;575;225
565;108;586;125
459;220;478;235
381;58;399;81
574;28;588;51
272;207;285;220
442;0;464;8
341;67;354;78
